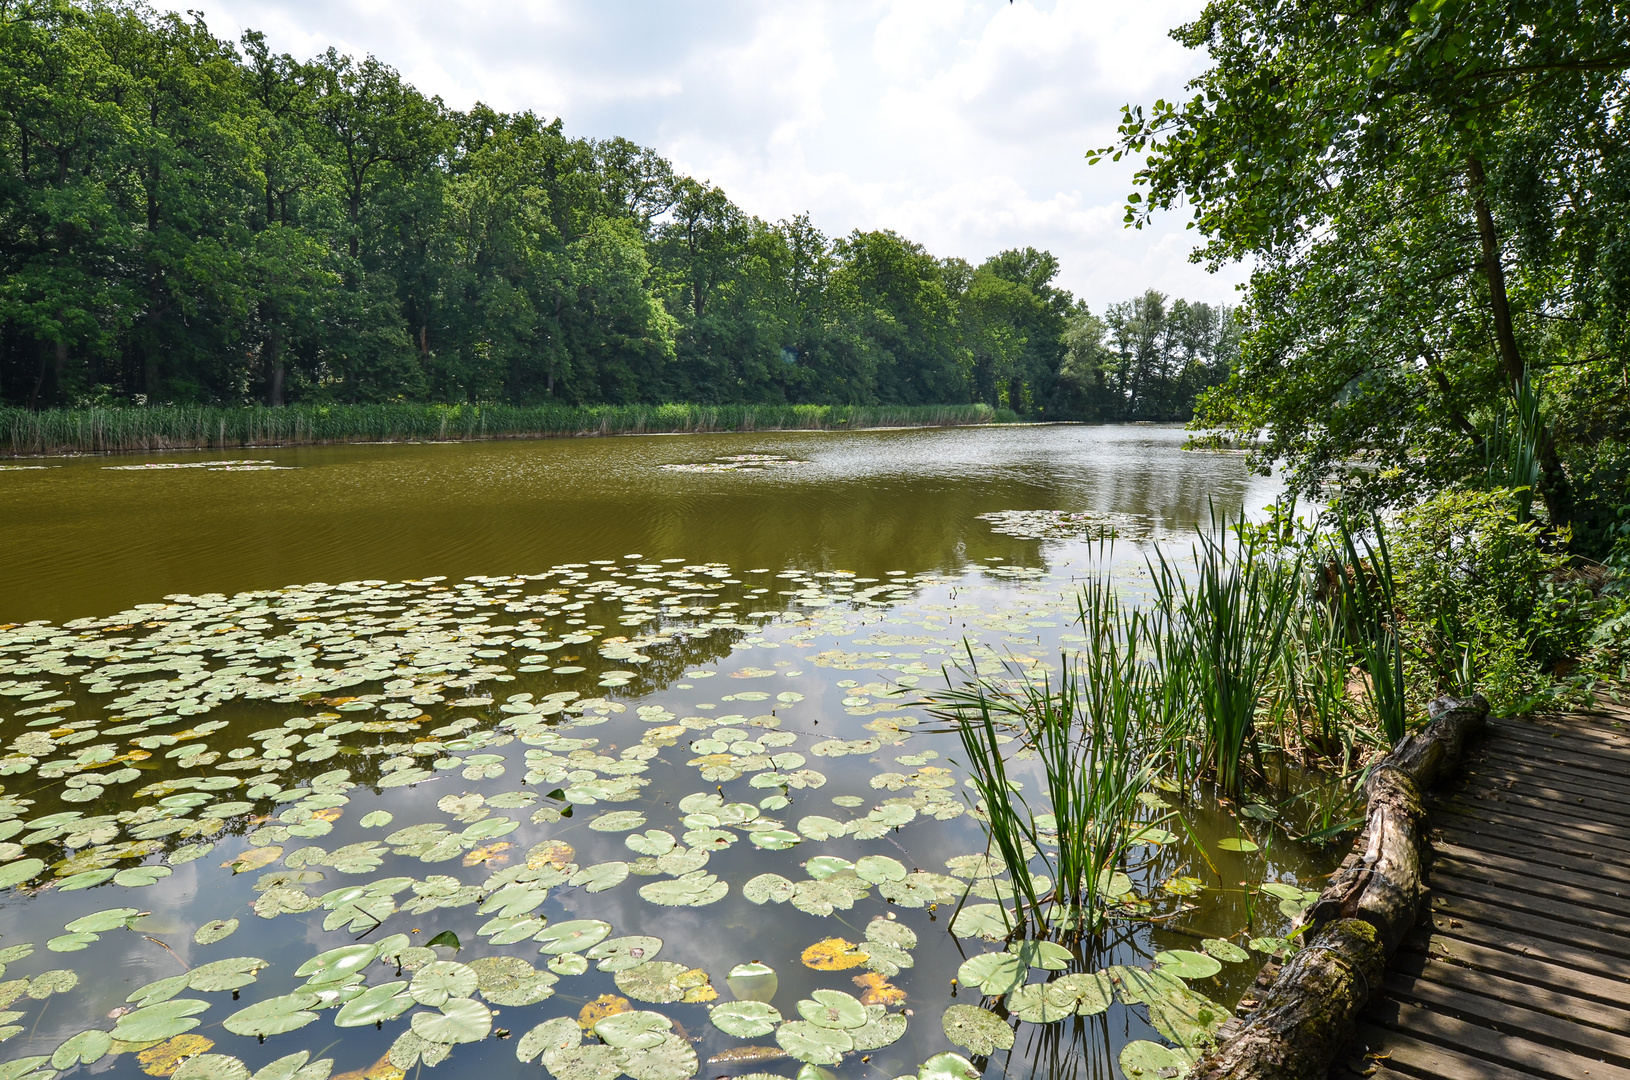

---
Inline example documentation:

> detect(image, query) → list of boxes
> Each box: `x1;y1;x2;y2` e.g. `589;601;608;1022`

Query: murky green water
0;426;1337;1080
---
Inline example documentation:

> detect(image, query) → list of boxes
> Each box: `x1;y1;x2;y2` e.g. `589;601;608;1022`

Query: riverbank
1;401;1017;456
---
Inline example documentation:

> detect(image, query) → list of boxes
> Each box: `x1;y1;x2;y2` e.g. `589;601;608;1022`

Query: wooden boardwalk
1335;705;1630;1080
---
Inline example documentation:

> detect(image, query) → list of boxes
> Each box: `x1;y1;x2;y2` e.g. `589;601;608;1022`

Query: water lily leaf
409;961;478;1006
50;1028;113;1069
194;919;239;945
189;957;270;992
1009;940;1072;971
798;990;866;1030
65;907;142;933
796;816;845;841
28;969;77;997
411;997;491;1044
638;870;727;907
804;856;854;880
549;953;590;976
569;861;629;893
949;904;1010;940
790;879;862;917
115;997;212;1042
624;830;676;857
613;962;691;1005
956;952;1023;995
710;1000;781;1039
595;1010;672;1049
114;864;173;887
173;1054;252;1080
359;811;393;829
1047;971;1114;1016
518;1016;580;1063
622;1032;697;1080
854;856;907;884
1215;838;1257;853
226;847;283;874
864;917;915;950
0;859;44;890
1257;882;1305;901
426;930;462;951
541;1043;626;1080
1154;951;1222;980
850;1006;906;1051
1109;966;1187;1006
749;829;799;851
775;1021;851;1065
1005;982;1073;1024
942;1005;1012;1056
224;993;321;1037
590;811;646;832
296;944;380;986
1148;986;1227;1049
334;981;413;1027
129;973;191;1007
47;932;96;952
57;869;117;891
1201;939;1251;964
586;936;663;972
743;873;794;905
725;962;778;1003
1118;1040;1191;1079
801;939;869;971
536;919;612;955
0;1058;52;1080
468;956;558;1006
248;1051;330;1080
920;1052;981;1080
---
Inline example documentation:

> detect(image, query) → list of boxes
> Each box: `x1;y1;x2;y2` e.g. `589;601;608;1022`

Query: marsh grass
1331;515;1408;745
2;402;1012;456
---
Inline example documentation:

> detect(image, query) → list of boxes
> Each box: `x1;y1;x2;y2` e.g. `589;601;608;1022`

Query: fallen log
1190;693;1489;1080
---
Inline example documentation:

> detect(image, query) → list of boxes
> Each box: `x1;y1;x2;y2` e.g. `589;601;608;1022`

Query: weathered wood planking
1334;703;1630;1080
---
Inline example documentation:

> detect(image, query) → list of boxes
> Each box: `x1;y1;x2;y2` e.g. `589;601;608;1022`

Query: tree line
0;0;1235;419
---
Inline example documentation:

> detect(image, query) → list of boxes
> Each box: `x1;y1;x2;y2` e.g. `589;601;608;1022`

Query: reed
1331;514;1409;745
1;402;1014;456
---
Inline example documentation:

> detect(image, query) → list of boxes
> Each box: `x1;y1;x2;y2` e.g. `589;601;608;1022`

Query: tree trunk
264;323;285;407
1193;694;1489;1080
1465;154;1575;529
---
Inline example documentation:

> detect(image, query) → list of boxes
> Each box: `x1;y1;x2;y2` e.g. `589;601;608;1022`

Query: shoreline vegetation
0;402;1017;457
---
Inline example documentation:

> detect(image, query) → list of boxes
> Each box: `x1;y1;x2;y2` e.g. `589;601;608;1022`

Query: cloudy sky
159;0;1245;313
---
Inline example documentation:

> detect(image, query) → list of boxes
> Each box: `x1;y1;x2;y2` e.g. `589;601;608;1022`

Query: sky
157;0;1247;314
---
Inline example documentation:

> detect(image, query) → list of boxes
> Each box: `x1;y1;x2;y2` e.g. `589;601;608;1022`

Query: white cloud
161;0;1248;312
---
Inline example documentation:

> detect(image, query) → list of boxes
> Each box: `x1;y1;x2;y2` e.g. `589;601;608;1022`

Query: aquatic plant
1330;514;1409;745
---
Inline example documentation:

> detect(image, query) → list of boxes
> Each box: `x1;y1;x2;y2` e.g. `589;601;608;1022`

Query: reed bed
1;402;1014;456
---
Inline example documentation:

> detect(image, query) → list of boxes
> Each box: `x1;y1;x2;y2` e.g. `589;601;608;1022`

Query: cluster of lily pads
0;551;1332;1080
657;455;805;474
975;511;1161;543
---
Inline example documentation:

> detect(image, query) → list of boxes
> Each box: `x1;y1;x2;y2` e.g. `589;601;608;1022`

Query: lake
0;424;1335;1080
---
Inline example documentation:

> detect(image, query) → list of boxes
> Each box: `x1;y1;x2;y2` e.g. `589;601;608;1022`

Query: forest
0;0;1234;419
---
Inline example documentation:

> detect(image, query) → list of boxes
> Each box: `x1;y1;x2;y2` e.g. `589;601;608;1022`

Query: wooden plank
1441;787;1630;836
1491;715;1630;748
1432;803;1630;858
1422;915;1630;987
1435;829;1630;890
1455;774;1630;818
1477;723;1630;768
1429;874;1630;946
1382;971;1630;1067
1391;950;1630;1037
1365;995;1630;1080
1401;926;1630;1010
1436;838;1630;893
1466;752;1630;801
1348;1023;1541;1080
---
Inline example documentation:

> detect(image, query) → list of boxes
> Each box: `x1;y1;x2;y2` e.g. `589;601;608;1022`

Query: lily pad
0;859;44;890
710;1000;782;1038
638;870;727;907
586;936;663;972
919;1051;981;1080
797;989;866;1030
411;997;492;1044
569;861;629;893
173;1055;252;1080
518;1016;580;1063
1005;982;1073;1024
115;997;212;1042
614;962;692;1005
775;1020;852;1065
950;904;1012;940
189;956;270;992
590;811;646;832
1201;939;1251;964
296;943;379;986
942;1004;1013;1056
1118;1040;1191;1079
855;856;907;884
409;961;479;1006
536;919;612;955
194;919;239;945
1009;940;1072;971
1154;951;1222;980
621;1032;697;1080
1047;971;1114;1016
1216;838;1258;853
743;873;794;905
224;993;321;1037
849;1007;907;1051
542;1043;628;1080
595;1010;672;1049
334;981;414;1027
50;1029;113;1069
956;953;1023;996
725;962;778;1003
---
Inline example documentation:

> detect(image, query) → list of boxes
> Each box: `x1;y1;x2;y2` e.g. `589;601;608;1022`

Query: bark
1191;694;1489;1080
1465;154;1575;529
264;324;285;407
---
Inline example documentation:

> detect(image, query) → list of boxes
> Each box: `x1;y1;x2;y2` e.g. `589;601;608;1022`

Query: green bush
1390;487;1595;712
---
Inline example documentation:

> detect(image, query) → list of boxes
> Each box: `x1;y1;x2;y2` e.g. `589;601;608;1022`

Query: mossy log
1190;694;1489;1080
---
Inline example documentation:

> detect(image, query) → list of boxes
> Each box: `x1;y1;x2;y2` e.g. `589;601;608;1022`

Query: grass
1;402;1016;456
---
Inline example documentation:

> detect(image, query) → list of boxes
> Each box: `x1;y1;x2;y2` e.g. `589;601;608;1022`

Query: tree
1107;0;1630;542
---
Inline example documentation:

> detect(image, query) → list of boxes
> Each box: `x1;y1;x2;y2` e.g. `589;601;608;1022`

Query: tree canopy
0;0;1232;421
1109;0;1630;550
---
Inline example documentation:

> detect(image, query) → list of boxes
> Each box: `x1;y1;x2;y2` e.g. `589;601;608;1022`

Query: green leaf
189;956;270;992
194;919;239;945
65;907;142;933
1119;1040;1192;1078
409;961;478;1007
172;1054;252;1080
0;859;44;890
586;935;663;972
620;1032;697;1080
797;989;866;1030
1155;950;1223;979
957;952;1024;995
775;1020;852;1065
613;961;691;1005
710;1000;782;1038
742;873;794;904
50;1029;113;1069
335;981;414;1027
518;1016;580;1063
594;1010;672;1049
535;919;612;955
1216;838;1258;853
949;904;1011;940
1201;938;1251;964
918;1051;981;1080
725;962;778;1003
1009;940;1072;971
411;997;492;1044
114;997;212;1042
296;943;379;986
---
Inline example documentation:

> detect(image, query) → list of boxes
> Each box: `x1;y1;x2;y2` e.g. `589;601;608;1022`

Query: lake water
0;425;1335;1080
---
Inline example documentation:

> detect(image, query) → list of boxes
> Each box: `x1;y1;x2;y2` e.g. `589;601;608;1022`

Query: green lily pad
1154;951;1222;979
224;992;321;1037
865;917;916;950
296;943;379;986
47;932;97;952
409;961;479;1007
128;973;191;1007
743;873;794;904
1201;939;1251;964
542;1042;627;1080
855;856;907;883
621;1032;697;1080
536;919;612;955
189;956;270;992
797;816;846;841
1009;940;1072;971
114;997;212;1041
586;935;663;972
1118;1040;1191;1079
638;870;727;907
411;997;492;1044
517;1016;579;1064
1148;986;1227;1049
28;969;77;997
248;1051;328;1080
942;1004;1013;1056
359;811;393;828
1216;838;1258;853
798;989;867;1030
625;830;676;857
0;859;44;890
710;1000;782;1038
1005;982;1073;1024
590;811;646;832
113;864;173;887
949;904;1011;940
956;953;1024;996
614;961;691;1004
548;953;590;976
173;1054;252;1080
1046;971;1114;1016
595;1010;672;1049
335;981;414;1027
725;962;778;1003
749;829;800;851
790;879;864;917
194;919;239;945
469;956;558;1006
775;1020;852;1065
569;861;629;893
919;1051;981;1080
65;907;142;933
850;1007;907;1051
1257;882;1305;901
50;1028;113;1069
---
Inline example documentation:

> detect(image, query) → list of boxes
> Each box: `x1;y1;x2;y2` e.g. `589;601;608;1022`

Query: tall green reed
1151;512;1302;796
1331;514;1408;745
935;575;1157;940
